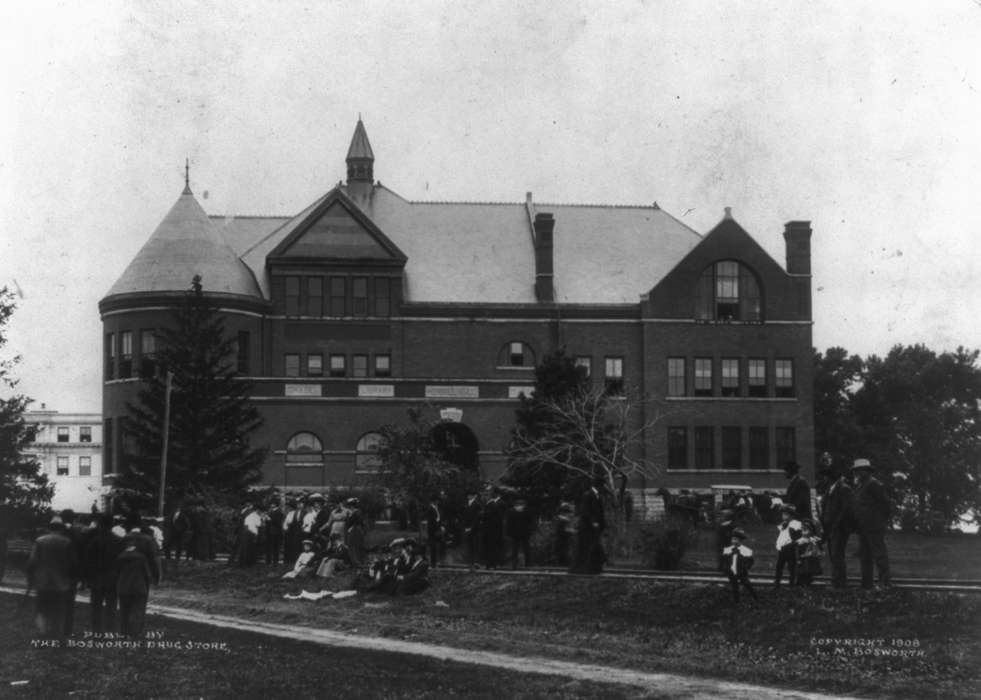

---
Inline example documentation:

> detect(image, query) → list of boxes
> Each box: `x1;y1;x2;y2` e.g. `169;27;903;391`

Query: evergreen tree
115;276;266;509
0;287;52;528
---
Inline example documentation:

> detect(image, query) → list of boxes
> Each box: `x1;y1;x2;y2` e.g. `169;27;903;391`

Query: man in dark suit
85;514;123;633
819;465;855;588
480;488;505;569
116;513;162;638
425;493;446;568
26;516;78;639
505;497;533;569
264;500;285;566
852;458;891;589
164;502;190;561
575;477;606;574
59;509;87;637
461;490;482;570
783;461;813;521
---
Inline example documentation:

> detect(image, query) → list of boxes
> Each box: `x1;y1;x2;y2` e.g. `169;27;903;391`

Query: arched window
498;341;536;368
695;261;762;321
286;432;322;463
355;432;386;473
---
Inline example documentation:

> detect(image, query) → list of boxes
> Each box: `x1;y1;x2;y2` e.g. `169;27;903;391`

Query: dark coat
820;478;855;534
785;476;813;521
26;531;77;593
506;507;533;540
85;530;124;587
578;488;606;534
854;477;891;534
116;531;161;597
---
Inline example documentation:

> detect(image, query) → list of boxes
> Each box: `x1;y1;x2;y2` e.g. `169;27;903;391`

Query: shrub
636;514;699;570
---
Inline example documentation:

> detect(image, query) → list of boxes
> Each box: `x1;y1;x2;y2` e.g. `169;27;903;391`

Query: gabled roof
267;188;406;264
104;190;263;300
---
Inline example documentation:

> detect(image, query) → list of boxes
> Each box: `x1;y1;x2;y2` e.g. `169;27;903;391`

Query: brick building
99;119;814;506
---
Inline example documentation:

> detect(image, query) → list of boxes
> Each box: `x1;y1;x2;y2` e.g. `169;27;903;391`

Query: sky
1;0;980;412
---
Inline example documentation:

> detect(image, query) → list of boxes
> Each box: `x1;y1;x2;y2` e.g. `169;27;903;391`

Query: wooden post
158;371;174;520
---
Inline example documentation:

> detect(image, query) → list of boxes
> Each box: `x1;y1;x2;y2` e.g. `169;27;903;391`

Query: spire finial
183;158;192;195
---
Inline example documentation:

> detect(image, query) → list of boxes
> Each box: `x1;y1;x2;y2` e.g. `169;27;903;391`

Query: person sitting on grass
722;527;757;604
315;532;352;578
394;539;430;595
364;538;408;594
773;504;802;587
794;519;823;587
282;539;317;579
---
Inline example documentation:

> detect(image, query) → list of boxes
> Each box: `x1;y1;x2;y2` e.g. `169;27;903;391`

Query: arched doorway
430;422;479;472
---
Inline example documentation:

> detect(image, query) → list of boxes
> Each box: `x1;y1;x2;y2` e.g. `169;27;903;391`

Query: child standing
795;519;823;586
722;528;758;603
773;505;802;587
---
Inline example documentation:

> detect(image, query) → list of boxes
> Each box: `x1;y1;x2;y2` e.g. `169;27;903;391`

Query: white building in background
25;407;104;512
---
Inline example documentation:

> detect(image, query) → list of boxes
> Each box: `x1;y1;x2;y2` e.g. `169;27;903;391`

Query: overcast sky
1;1;980;412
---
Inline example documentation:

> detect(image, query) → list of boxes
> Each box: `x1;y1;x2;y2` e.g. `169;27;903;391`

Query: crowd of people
717;456;892;604
25;509;162;640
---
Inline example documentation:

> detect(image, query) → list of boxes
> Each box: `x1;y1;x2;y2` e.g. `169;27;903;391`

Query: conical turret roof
346;118;374;160
105;189;262;299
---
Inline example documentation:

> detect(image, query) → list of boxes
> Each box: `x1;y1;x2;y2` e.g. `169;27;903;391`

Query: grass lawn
87;558;981;699
615;522;981;579
0;595;650;699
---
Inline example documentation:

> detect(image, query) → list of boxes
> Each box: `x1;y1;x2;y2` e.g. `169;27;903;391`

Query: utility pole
158;371;174;520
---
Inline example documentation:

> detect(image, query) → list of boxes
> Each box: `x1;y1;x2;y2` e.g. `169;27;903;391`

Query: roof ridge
209;214;291;220
406;199;524;206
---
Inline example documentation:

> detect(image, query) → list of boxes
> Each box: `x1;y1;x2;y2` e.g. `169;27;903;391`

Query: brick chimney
534;213;554;302
783;221;812;275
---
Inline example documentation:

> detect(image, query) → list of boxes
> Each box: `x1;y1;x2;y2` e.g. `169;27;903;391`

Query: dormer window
696;260;762;322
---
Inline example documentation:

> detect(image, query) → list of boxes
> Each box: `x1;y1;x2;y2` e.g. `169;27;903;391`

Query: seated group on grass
282;534;429;596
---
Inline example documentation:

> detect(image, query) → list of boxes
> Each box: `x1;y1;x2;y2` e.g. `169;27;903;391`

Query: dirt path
1;583;852;699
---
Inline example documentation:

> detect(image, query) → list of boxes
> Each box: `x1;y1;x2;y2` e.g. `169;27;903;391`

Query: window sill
665;396;797;402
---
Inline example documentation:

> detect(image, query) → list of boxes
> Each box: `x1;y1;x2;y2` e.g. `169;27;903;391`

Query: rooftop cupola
346;116;375;185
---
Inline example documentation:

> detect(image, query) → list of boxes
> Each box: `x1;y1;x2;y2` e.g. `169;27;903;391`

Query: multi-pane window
722;426;742;469
352;277;369;316
355;432;385;473
80;426;92;443
604;357;624;395
775;359;795;397
329;277;346;316
694;427;714;469
56;456;69;476
721;358;740;397
106;333;116;380
375;278;391;316
509;342;524;366
286;432;322;464
749;427;769;468
57;427;69;443
695;260;762;322
748;359;767;397
120;331;133;378
500;342;533;368
375;354;391;377
285;276;300;316
79;456;91;477
694;358;713;397
284;354;300;377
667;357;686;397
237;331;250;374
140;329;156;378
307;354;323;377
307;277;323;316
329;354;346;377
352;354;368;378
668;427;688;468
575;356;592;377
776;427;796;466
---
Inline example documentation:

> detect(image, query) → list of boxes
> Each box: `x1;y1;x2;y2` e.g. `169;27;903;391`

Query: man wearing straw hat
851;458;891;590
